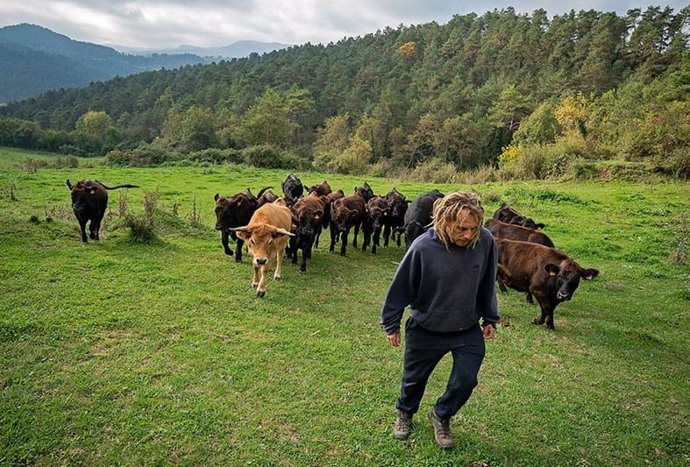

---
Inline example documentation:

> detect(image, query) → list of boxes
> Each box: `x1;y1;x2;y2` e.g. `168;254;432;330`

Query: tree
488;85;532;133
240;88;293;148
514;102;561;145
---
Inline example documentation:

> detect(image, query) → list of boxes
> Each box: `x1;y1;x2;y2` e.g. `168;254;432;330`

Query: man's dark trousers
396;319;486;419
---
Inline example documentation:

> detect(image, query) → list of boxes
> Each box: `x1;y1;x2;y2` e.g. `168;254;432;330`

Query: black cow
329;192;366;256
403;189;444;250
383;188;409;248
213;187;271;262
66;179;138;242
496;239;599;330
493;203;544;230
282;174;304;207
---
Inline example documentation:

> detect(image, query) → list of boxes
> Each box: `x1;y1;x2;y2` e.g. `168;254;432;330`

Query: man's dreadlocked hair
432;191;485;248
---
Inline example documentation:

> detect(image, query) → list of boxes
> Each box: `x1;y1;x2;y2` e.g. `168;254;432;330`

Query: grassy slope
1;149;689;466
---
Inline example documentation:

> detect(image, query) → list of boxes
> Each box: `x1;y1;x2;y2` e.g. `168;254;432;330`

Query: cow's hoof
532;318;544;325
235;256;242;263
273;275;281;280
252;283;258;289
257;291;266;298
224;250;234;256
299;268;306;274
546;324;556;331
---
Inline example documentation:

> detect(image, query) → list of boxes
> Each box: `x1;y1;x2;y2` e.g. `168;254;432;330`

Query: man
380;191;499;449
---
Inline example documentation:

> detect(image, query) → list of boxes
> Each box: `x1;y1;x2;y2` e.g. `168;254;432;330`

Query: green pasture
1;148;689;466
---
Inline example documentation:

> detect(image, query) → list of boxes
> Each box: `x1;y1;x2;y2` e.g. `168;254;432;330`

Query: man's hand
387;332;401;347
482;324;496;340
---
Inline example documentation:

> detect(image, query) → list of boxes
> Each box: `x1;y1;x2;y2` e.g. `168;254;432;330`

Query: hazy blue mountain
0;23;210;102
115;40;292;59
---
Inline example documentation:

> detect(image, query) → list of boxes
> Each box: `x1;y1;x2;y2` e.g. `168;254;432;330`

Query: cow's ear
214;193;220;202
314;209;323;220
544;263;560;277
581;268;599;280
66;179;73;190
273;228;295;237
535;223;545;230
89;188;97;195
231;227;252;241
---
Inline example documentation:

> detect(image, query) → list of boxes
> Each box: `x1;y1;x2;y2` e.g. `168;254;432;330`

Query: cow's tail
256;186;274;198
96;180;139;190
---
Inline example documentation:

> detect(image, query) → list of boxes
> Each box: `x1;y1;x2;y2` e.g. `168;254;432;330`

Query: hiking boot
393;411;413;440
428;409;454;449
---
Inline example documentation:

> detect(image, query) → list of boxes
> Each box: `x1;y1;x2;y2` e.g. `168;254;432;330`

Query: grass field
1;148;689;466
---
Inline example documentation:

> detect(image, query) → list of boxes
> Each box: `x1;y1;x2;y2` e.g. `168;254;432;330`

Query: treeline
1;6;689;179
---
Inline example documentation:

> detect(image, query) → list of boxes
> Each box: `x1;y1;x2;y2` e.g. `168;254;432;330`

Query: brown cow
383;187;409;248
329;191;366;256
66;179;138;242
319;189;344;248
231;199;294;298
493;203;544;230
289;192;325;272
495;238;599;330
308;180;332;197
485;218;554;248
362;196;389;254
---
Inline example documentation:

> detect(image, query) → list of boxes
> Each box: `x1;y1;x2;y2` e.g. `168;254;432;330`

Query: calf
495;238;599;330
282;173;304;207
308;180;332;197
319;189;344;248
362;196;389;254
493;203;544;230
329;192;366;256
289;193;325;272
231;199;294;298
257;188;279;206
383;188;409;248
403;189;444;249
213;186;271;261
66;179;138;242
485;218;554;248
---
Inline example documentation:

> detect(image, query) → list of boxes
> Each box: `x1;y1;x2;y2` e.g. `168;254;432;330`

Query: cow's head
545;260;599;302
404;221;426;250
518;216;545;230
295;207;323;237
232;224;294;266
367;199;390;230
386;189;409;219
355;182;374;202
214;193;245;230
67;179;100;212
332;202;357;233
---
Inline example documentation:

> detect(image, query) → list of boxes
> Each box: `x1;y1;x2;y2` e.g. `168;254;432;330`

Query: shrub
189;148;243;164
242;144;297;169
408;158;459;183
123;213;157;243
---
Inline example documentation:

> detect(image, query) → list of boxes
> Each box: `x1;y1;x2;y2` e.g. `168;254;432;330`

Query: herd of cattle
65;174;599;329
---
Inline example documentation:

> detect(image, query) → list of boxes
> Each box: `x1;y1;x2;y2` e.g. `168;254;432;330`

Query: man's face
446;210;479;247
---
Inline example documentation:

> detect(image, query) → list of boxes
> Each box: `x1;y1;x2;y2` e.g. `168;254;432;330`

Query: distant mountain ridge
117;40;292;58
0;24;289;103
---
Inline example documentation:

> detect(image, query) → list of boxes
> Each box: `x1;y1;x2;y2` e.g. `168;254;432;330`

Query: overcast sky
0;1;686;50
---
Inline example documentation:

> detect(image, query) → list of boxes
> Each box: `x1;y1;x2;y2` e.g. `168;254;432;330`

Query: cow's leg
92;211;104;240
340;230;349;256
329;224;337;252
396;230;402;247
525;293;534;304
77;215;88;242
383;224;391;247
235;239;244;262
362;227;371;252
257;262;270;298
352;223;360;248
251;264;260;289
300;237;313;273
545;312;556;330
221;230;233;256
273;249;283;280
314;226;322;249
372;227;381;254
533;295;556;329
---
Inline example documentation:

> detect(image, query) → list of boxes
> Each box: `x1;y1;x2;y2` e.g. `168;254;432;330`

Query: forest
1;6;689;180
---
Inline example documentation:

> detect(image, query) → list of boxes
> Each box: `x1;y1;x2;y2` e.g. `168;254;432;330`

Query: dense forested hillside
1;7;689;179
0;24;210;102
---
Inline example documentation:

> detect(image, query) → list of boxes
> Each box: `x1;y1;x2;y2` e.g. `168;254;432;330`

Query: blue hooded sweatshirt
380;227;500;335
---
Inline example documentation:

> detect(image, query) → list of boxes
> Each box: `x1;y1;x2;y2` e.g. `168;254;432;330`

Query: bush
105;147;171;167
242;144;297;169
123;213;157;243
189;148;243;164
407;158;459;183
